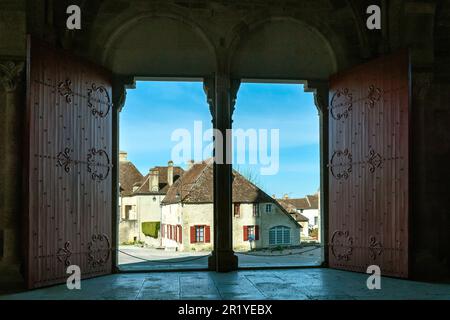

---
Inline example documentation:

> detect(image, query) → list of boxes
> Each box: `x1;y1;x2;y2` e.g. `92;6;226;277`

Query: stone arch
227;14;351;80
88;6;218;77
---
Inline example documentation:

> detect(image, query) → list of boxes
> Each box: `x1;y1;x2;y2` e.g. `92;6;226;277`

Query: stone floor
1;268;450;300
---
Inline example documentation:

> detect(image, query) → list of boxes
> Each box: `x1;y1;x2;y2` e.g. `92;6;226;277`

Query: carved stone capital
230;79;241;118
305;80;329;114
207;75;241;121
113;76;135;112
0;61;24;93
203;76;215;120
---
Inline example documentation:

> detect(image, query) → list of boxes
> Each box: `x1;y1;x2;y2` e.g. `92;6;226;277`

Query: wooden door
25;38;113;288
328;51;410;278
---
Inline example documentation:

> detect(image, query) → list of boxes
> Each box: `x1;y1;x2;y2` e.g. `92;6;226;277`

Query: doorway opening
117;80;213;271
231;82;324;268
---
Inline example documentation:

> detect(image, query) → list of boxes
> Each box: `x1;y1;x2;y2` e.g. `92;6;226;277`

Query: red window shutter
190;226;196;243
255;225;260;240
205;225;211;243
174;225;177;242
161;224;164;237
178;225;182;244
243;226;248;241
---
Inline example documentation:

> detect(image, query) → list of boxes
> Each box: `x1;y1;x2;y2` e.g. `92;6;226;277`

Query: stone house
119;151;183;245
161;159;301;252
276;200;310;239
277;192;320;241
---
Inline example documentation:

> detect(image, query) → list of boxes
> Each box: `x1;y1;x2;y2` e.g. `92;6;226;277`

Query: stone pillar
0;60;25;291
111;76;131;273
401;0;450;280
305;80;329;267
205;74;239;272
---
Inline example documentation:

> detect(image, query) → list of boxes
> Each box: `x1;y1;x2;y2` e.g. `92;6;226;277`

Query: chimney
187;159;194;170
284;194;289;199
149;169;159;192
167;160;174;186
119;151;128;162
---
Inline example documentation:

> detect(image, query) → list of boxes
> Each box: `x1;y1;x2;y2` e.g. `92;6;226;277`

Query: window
314;216;319;225
124;205;132;220
190;225;210;243
265;203;272;213
252;203;260;217
196;226;204;243
269;226;291;245
234;203;241;217
243;225;259;241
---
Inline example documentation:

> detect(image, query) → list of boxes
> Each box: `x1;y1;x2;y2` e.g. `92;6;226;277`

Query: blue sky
120;81;319;198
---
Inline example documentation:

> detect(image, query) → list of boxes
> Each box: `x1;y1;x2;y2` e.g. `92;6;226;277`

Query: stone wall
161;202;300;252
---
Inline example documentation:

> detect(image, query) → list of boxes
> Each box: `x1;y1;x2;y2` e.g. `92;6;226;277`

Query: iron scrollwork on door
330;88;353;120
367;148;383;173
330;149;352;180
87;148;110;181
56;241;72;267
369;236;383;260
87;234;111;268
330;230;354;261
58;79;74;104
365;85;382;109
87;83;112;118
56;147;74;173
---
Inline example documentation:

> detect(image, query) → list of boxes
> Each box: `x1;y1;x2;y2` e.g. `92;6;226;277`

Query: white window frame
195;225;205;243
265;203;272;213
269;226;291;245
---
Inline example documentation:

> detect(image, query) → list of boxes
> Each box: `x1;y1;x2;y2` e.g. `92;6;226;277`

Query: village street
118;245;322;271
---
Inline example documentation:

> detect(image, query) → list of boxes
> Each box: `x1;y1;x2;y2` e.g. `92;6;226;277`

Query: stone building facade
161;160;301;252
119;151;183;245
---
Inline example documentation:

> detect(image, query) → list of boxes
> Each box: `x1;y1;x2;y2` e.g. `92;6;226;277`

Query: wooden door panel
328;51;409;278
26;38;113;288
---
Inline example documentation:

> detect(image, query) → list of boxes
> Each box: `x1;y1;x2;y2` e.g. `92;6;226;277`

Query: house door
25;38;114;288
328;51;410;278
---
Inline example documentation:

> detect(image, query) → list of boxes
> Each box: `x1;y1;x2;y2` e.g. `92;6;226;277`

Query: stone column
205;74;239;272
111;76;133;273
402;0;443;280
0;60;25;290
305;80;329;267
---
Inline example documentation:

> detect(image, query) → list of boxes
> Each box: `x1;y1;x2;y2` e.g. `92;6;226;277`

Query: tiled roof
277;193;319;210
162;160;300;227
306;194;319;209
162;159;274;204
276;199;309;222
134;166;184;195
119;160;144;196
